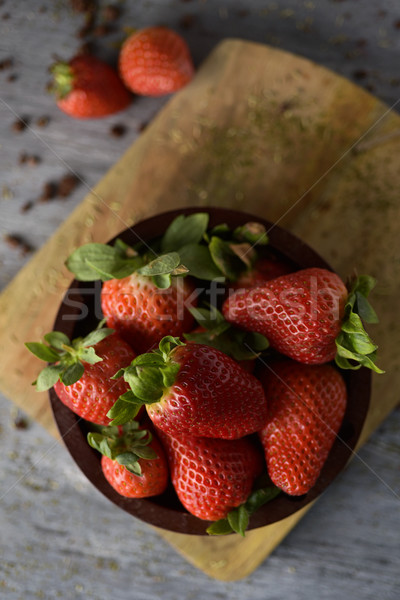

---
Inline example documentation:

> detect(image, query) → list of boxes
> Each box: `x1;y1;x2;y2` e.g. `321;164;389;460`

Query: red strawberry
223;267;348;365
50;55;131;118
101;273;196;354
119;26;194;96
258;360;347;495
88;422;168;498
26;328;136;425
231;256;294;291
158;430;264;521
110;337;268;439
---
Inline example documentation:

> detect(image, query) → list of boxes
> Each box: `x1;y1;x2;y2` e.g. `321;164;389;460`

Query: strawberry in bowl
33;207;378;535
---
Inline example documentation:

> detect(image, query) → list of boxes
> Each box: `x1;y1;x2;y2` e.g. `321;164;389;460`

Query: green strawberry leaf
188;306;230;334
161;213;209;253
81;327;114;348
203;223;230;243
209;237;250;282
245;485;282;514
66;242;142;281
233;222;269;246
107;394;142;426
158;336;185;357
130;445;158;460
177;244;224;281
245;332;270;353
151;274;172;289
160;362;181;388
206;519;235;536
129;353;166;368
87;422;156;475
126;366;165;402
186;306;269;361
116;452;143;476
137;252;182;276
34;365;64;392
109;337;184;424
349;274;376;298
77;346;103;365
27;324;114;392
25;342;60;363
60;362;85;386
87;432;114;459
335;335;384;374
227;505;250;537
206;485;281;537
335;275;384;373
355;292;379;324
43;332;70;350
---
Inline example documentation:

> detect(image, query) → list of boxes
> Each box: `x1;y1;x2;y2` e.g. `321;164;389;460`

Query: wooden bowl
49;207;371;535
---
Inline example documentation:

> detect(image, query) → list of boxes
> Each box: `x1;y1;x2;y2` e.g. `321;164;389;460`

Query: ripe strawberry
101;274;196;354
258;360;347;496
26;328;136;425
158;429;264;521
119;26;194;96
232;256;294;291
110;337;268;439
50;55;131;118
223;267;348;365
88;422;168;498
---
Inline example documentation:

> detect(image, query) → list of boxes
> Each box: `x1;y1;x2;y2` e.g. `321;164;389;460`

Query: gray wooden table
1;1;399;598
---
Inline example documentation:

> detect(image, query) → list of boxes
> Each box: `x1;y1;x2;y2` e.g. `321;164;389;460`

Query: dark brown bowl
49;207;371;535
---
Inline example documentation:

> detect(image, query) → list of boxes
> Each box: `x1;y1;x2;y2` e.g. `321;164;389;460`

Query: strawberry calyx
205;221;269;282
107;336;184;426
49;62;75;100
26;324;114;391
206;480;281;537
66;238;188;289
185;305;269;361
65;212;270;288
87;421;157;476
335;274;384;373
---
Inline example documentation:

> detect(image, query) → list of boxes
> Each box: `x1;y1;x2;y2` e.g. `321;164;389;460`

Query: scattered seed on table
110;124;127;137
12;118;28;133
103;4;120;21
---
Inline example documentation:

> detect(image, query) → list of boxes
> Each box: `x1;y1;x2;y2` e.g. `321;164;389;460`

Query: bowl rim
50;206;371;535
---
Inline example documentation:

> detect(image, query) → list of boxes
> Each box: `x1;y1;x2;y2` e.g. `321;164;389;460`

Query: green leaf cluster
66;241;144;282
25;325;114;391
206;485;281;537
87;421;157;476
107;336;184;426
185;306;269;361
65;212;270;288
335;275;384;373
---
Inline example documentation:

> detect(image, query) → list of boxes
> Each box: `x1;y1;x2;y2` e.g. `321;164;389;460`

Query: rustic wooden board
0;39;399;581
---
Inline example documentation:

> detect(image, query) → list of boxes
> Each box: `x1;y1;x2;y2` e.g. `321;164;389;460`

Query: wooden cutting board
1;39;399;581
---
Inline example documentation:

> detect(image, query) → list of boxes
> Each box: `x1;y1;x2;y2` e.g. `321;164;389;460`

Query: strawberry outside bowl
49;207;371;535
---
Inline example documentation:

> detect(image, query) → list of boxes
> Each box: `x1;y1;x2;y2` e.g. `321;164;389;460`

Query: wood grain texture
0;39;399;581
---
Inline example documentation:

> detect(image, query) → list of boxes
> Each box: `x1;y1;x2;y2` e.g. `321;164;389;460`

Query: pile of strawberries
27;212;382;535
49;26;195;119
